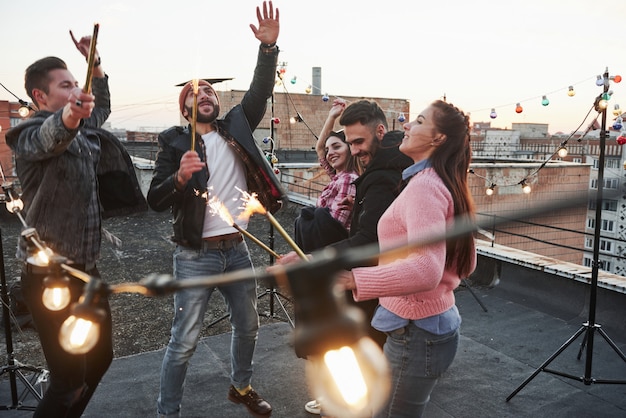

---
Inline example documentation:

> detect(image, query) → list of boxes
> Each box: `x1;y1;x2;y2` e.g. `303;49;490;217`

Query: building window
601;219;615;232
589;199;618;211
599;239;613;253
585;237;593;249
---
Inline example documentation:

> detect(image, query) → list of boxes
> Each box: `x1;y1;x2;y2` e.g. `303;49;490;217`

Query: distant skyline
1;0;625;135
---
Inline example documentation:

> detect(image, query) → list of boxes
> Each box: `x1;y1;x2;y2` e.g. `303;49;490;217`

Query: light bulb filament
324;346;368;409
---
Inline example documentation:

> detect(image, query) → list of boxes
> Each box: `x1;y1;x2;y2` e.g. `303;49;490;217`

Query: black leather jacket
147;45;286;249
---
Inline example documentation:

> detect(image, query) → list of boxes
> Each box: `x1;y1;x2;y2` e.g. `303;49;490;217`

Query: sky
1;0;625;135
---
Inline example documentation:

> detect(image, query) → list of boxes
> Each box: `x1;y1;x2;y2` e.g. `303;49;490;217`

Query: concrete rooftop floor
2;276;626;417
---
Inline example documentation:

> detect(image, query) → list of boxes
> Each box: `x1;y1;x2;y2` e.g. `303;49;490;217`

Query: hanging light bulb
557;146;568;158
613;104;622;117
486;184;496;196
42;256;72;311
290;76;297;85
617;133;626;145
18;105;30;118
613;117;623;131
596;75;604;87
273;167;280;175
520;179;531;194
515;103;523;114
272;117;280;124
59;313;103;355
262;136;272;144
489;108;497;119
541;95;549;106
322;94;329;102
397;113;406;123
305;85;312;94
611;75;622;83
59;278;107;355
567;86;576;97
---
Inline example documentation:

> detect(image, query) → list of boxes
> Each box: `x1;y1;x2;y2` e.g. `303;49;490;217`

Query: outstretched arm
249;1;279;45
316;98;347;161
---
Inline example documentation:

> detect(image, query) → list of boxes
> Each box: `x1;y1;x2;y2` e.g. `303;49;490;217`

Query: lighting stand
0;227;49;410
507;69;626;401
256;91;294;327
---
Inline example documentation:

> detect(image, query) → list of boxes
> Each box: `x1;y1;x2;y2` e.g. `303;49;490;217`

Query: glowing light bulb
306;85;312;94
541;95;549;106
515;103;523;114
290;76;297;85
18;106;30;118
322;94;329;102
398;113;406;123
60;315;100;354
598;99;609;110
596;75;604;87
489;108;497;119
486;184;495;196
557;146;568;158
613;117;623;131
307;338;390;418
568;86;576;97
42;286;71;311
520;180;531;194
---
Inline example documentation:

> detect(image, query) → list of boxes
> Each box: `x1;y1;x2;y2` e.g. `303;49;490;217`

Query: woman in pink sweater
338;100;476;418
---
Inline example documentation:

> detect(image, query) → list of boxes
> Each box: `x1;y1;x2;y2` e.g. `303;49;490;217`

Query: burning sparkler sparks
237;188;308;260
205;194;280;259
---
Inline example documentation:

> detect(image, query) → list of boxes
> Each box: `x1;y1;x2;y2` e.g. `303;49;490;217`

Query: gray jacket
6;76;146;263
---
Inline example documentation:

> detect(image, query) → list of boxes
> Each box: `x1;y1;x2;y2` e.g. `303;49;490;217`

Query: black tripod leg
596;327;626;363
507;324;587;401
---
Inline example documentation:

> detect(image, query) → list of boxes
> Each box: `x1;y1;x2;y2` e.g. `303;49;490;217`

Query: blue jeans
157;242;259;417
375;323;460;418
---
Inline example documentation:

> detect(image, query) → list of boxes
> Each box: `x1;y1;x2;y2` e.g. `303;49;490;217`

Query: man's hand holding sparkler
70;29;104;79
175;151;205;190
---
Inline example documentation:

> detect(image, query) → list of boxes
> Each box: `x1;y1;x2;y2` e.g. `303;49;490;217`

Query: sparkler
208;196;281;259
83;23;100;94
190;79;199;152
237;188;308;260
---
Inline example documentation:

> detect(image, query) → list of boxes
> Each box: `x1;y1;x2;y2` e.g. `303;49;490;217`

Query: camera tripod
0;227;49;411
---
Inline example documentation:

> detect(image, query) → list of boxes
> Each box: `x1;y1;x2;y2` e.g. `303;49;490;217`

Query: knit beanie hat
179;79;215;119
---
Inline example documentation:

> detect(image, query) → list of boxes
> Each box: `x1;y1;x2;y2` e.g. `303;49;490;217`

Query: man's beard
185;102;220;123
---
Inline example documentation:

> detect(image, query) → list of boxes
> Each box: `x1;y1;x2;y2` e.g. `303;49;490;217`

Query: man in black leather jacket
148;3;285;417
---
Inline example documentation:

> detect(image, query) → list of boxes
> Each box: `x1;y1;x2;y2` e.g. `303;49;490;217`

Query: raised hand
249;1;279;45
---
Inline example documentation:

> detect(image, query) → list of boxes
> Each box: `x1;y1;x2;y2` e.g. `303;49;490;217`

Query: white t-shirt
201;131;248;238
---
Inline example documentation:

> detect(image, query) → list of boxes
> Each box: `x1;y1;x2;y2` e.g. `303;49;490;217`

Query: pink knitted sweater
352;167;476;320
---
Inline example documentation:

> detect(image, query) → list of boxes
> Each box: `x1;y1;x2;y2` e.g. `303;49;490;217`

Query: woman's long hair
429;100;475;277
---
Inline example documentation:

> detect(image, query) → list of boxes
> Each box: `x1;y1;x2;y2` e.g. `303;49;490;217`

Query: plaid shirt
317;157;358;230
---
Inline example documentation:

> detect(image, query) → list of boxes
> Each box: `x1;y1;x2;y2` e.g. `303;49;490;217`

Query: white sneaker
305;399;321;415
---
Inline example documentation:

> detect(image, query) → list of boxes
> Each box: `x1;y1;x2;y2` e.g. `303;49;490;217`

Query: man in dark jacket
6;33;146;418
147;2;285;417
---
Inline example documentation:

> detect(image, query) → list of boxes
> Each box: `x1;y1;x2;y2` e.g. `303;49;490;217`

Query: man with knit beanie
148;2;285;417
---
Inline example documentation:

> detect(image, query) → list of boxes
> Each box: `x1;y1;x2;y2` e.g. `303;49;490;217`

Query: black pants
21;265;113;418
